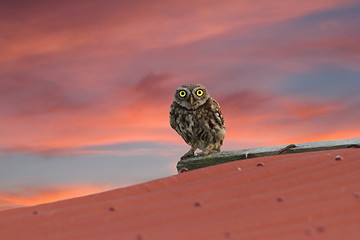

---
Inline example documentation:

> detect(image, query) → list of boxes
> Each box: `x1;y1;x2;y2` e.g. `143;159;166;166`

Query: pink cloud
2;0;357;63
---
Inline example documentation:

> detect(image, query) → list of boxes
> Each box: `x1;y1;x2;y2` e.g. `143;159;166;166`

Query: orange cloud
220;91;360;149
0;185;112;211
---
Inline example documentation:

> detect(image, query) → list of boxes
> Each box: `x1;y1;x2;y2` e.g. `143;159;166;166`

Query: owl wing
169;102;180;132
210;98;225;127
170;102;193;145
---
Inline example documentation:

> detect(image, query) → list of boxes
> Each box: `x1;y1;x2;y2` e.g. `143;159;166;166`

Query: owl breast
170;98;225;151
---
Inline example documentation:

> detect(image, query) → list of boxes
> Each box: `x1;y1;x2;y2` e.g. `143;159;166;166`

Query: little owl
170;83;226;159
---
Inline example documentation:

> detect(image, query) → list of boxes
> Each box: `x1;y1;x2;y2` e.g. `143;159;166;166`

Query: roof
1;148;359;240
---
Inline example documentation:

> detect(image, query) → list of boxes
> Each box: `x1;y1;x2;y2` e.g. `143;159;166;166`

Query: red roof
1;148;359;240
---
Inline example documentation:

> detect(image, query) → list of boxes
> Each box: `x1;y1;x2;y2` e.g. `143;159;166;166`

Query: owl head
173;83;210;109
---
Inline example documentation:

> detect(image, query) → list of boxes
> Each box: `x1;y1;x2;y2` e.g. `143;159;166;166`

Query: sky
1;0;360;210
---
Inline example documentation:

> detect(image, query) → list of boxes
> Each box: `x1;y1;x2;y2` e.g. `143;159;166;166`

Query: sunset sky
1;0;360;210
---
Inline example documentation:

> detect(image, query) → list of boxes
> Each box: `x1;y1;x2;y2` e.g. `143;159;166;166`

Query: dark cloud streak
0;72;92;117
219;90;274;115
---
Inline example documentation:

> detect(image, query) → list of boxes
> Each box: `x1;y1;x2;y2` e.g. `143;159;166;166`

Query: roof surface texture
0;148;359;240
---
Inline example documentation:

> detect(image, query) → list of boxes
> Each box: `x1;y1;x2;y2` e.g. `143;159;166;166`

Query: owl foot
197;149;218;157
180;146;197;160
197;143;220;157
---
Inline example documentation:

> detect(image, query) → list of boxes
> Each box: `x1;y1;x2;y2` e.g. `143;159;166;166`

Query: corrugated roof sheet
0;148;359;240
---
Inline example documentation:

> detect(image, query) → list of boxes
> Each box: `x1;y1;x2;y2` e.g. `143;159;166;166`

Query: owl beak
189;96;194;104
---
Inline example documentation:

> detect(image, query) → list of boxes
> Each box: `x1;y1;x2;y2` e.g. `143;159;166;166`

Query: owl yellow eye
196;89;204;97
179;90;187;98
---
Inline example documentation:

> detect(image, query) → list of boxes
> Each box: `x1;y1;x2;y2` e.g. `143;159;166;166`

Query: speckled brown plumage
170;83;226;159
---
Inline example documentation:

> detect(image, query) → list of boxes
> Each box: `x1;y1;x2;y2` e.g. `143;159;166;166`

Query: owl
170;83;226;159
